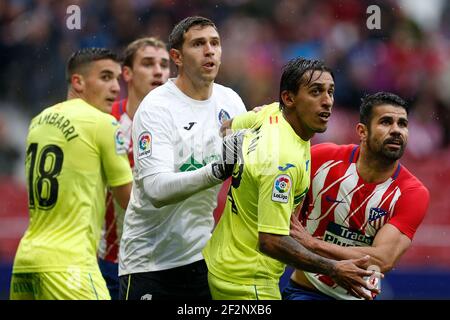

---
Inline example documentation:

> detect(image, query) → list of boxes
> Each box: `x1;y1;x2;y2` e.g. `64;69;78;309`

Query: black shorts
119;259;211;300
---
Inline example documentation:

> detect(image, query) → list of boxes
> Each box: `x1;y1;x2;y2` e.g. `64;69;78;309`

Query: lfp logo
137;131;152;160
275;176;290;193
272;174;291;203
114;129;126;154
116;130;125;146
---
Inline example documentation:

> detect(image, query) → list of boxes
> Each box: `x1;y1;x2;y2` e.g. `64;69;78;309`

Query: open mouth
385;139;403;148
203;62;215;69
106;98;116;104
319;112;331;121
151;81;163;87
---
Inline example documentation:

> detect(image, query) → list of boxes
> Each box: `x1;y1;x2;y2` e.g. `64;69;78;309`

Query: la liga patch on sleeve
272;174;291;203
137;131;152;160
115;128;127;155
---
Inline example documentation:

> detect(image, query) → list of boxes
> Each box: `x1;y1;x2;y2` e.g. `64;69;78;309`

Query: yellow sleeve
97;115;133;187
256;165;295;236
231;109;262;130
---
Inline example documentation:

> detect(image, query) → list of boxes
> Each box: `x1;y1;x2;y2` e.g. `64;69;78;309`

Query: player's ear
280;90;295;109
356;123;368;142
70;74;84;93
169;48;182;67
122;66;133;82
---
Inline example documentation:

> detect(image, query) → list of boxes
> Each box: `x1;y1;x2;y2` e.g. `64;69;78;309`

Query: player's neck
357;145;399;183
126;88;142;120
174;74;213;101
282;109;314;141
67;89;84;102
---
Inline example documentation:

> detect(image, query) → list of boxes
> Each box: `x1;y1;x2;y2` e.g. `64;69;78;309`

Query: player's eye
398;120;408;128
310;88;320;96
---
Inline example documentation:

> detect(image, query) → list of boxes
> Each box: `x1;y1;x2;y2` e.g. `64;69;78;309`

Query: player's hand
331;255;383;300
211;130;246;181
289;214;315;250
251;105;265;113
220;105;265;137
220;119;233;137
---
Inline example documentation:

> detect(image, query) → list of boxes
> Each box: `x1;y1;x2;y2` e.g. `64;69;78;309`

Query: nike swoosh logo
183;122;196;130
278;163;295;171
325;195;345;204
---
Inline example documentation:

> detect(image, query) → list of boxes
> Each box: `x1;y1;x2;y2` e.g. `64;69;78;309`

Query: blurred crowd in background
1;0;450;178
0;0;450;298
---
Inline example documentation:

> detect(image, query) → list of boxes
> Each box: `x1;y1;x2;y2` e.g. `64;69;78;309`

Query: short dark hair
168;16;217;50
279;57;334;109
123;37;167;68
360;92;409;125
66;47;119;83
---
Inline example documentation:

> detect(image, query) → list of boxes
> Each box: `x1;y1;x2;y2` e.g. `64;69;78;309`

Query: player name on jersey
33;112;79;141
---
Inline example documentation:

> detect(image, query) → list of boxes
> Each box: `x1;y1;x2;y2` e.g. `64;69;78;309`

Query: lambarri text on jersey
34;112;79;141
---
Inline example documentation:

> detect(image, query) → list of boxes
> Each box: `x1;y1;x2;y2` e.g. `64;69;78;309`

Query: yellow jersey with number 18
13;98;132;273
203;102;311;286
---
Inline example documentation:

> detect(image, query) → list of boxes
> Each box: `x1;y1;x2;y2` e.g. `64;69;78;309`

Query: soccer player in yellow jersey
203;57;380;300
10;48;133;300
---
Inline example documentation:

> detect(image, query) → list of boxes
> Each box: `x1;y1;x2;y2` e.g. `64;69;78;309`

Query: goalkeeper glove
211;130;246;181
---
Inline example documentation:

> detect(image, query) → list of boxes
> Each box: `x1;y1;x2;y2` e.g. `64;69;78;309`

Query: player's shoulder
38;99;76;114
213;83;246;111
212;82;240;97
138;82;174;114
233;102;279;132
68;98;104;115
69;99;114;119
76;101;119;129
32;99;109;122
90;106;118;124
29;102;60;128
311;143;357;160
255;102;281;123
397;164;430;197
277;137;309;164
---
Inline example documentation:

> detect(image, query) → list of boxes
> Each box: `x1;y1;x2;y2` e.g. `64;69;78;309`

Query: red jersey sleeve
388;185;430;240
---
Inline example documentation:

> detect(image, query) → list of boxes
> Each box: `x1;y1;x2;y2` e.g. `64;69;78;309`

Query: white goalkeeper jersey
119;78;246;275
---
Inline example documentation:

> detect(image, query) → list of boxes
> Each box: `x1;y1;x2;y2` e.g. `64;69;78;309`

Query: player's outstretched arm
290;214;411;273
143;165;223;208
259;232;379;300
144;131;245;208
220;105;265;136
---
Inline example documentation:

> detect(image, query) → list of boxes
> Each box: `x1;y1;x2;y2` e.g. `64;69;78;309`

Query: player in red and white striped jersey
284;92;429;300
97;37;170;299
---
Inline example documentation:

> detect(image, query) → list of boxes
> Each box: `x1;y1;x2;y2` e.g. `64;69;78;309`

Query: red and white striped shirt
98;99;133;263
300;143;429;299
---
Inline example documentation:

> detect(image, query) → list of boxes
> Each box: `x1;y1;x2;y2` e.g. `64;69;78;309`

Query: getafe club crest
218;109;231;125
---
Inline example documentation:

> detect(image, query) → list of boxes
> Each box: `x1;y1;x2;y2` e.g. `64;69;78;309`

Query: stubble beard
367;133;406;162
